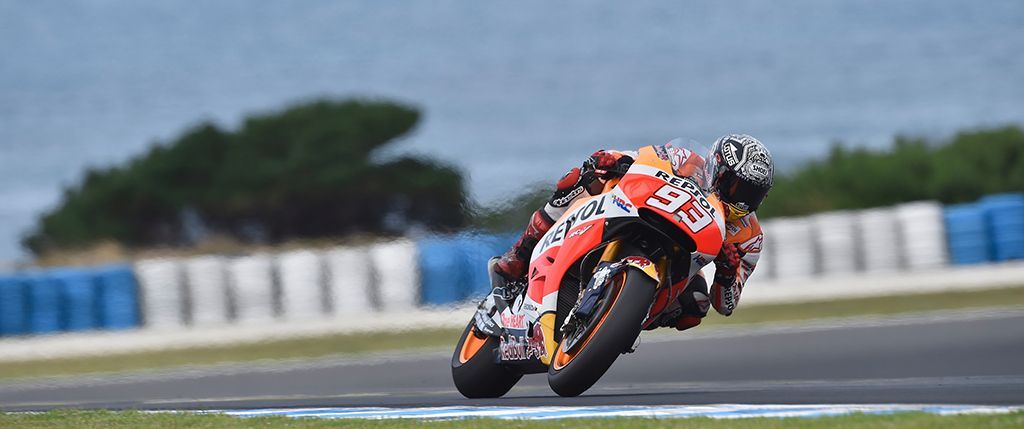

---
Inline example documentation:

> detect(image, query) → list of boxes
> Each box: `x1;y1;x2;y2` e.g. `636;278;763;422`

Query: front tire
547;266;657;397
451;321;523;398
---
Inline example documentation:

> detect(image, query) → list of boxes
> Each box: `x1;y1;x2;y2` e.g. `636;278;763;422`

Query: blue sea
1;0;1022;261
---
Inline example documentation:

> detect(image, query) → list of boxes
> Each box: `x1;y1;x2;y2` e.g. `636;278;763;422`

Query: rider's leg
644;272;710;331
493;166;597;281
675;273;711;331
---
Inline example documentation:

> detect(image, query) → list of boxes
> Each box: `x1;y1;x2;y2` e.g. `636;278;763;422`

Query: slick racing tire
547;265;657;397
451;321;524;398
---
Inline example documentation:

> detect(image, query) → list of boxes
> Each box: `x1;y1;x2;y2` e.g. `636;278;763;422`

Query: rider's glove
711;243;741;316
715;242;741;273
585;150;627;179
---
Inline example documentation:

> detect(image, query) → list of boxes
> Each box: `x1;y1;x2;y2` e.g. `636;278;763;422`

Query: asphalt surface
1;309;1022;411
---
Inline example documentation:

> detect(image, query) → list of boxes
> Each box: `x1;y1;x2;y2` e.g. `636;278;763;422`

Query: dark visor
715;170;769;211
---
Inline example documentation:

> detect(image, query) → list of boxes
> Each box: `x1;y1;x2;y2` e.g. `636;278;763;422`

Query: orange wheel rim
552;272;625;371
458;327;488;364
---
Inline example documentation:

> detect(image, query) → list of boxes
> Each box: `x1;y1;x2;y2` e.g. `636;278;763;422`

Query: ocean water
1;0;1022;261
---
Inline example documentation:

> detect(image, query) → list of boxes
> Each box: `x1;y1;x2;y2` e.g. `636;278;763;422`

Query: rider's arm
710;214;764;316
541;150;636;222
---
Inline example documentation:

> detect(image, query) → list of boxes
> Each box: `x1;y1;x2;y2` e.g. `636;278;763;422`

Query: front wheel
547;266;657;397
451;321;523;398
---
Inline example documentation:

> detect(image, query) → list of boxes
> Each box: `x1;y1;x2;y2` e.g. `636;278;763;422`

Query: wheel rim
551;272;625;371
458;327;488;364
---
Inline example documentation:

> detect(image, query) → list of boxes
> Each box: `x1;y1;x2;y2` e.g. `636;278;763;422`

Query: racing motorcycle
451;143;727;397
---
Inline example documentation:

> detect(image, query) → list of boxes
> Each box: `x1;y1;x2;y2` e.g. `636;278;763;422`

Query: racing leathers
493;147;764;330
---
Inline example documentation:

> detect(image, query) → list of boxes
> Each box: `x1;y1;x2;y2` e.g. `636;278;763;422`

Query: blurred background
0;0;1022;377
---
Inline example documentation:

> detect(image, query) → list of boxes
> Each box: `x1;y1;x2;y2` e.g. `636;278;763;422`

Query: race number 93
645;185;713;232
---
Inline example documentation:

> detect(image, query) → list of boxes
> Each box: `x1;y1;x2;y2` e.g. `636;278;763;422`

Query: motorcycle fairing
507;146;726;366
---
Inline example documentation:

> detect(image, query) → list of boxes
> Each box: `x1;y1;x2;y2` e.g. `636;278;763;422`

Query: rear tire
451;321;523;398
547;266;657;397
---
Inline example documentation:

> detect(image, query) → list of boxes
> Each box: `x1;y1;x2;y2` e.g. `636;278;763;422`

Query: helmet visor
715;170;770;212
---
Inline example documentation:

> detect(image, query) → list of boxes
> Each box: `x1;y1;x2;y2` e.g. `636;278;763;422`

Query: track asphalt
1;309;1022;411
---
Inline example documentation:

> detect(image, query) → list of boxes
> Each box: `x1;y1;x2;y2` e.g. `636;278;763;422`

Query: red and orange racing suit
495;146;764;329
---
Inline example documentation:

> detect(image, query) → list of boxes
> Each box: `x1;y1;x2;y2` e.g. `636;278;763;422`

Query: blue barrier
944;203;991;265
418;237;464;305
25;273;62;334
418;233;517;305
0;275;28;336
95;265;140;330
461;234;516;299
52;268;100;331
980;193;1024;261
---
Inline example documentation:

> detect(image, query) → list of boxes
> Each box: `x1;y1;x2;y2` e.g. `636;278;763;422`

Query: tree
23;99;468;254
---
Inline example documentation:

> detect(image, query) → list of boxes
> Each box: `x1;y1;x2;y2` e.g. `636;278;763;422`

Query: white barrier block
370;239;419;313
857;207;903;272
896;201;949;270
326;246;374;317
812;211;859;276
766;217;817;279
183;255;231;326
134;258;185;329
228;254;276;324
277;249;327;321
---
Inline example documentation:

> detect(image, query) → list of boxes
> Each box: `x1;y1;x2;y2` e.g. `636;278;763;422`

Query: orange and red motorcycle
452;143;727;397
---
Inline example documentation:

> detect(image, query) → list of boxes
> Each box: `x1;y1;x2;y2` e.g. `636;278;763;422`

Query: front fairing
502;144;726;366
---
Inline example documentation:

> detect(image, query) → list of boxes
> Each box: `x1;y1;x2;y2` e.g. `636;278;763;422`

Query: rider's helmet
705;134;774;221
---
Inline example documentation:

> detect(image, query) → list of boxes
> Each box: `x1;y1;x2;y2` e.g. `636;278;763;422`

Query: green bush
757;125;1024;218
472;125;1024;228
23;99;468;254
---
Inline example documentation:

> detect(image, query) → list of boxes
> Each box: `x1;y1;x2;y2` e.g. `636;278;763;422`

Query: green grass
1;286;1021;382
1;410;1022;428
702;285;1024;327
0;327;461;381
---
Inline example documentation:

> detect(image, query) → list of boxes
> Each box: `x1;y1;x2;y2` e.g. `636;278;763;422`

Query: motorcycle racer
490;134;774;331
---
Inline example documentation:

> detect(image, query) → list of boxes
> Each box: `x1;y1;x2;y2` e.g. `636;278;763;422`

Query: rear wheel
451;321;523;398
547;265;657;397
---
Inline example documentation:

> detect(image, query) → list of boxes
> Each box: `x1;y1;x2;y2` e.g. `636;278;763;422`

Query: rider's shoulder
726;212;763;240
741;212;762;232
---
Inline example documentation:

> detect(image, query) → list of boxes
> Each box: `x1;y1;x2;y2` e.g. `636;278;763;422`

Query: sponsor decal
500;312;526;329
748;161;770;178
499;323;547;361
611;195;634;212
726;222;742;235
722;140;742;167
537;195;609;254
624;256;653;268
522;303;537;312
566;223;593;239
551;186;585;207
740;235;763;253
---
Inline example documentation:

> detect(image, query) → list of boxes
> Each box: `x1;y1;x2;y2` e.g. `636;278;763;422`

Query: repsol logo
655;170;700;194
654;170;717;217
537;195;608;253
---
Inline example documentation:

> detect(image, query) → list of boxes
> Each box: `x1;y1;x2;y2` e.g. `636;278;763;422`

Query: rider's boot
474;209;554;336
675;276;711;332
648;275;711;332
493;209;555;282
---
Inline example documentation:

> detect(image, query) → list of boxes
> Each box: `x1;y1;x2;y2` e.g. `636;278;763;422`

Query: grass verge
0;410;1022;428
703;285;1024;327
1;286;1021;382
